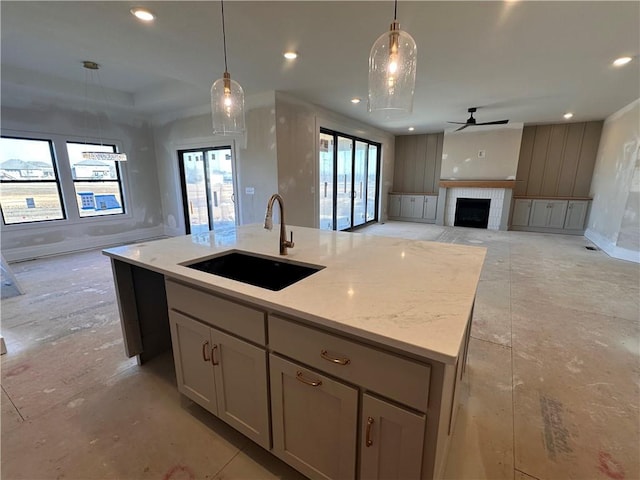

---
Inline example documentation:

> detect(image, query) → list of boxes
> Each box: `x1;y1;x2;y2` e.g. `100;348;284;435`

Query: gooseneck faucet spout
264;193;295;255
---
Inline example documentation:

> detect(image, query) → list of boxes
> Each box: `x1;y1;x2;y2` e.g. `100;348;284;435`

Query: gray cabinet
511;199;532;226
359;393;425;480
388;194;401;218
400;195;424;219
170;311;270;448
422;195;437;221
529;200;568;228
564;200;589;230
270;354;358;480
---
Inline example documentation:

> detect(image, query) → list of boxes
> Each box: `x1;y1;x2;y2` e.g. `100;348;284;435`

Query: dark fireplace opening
454;198;491;229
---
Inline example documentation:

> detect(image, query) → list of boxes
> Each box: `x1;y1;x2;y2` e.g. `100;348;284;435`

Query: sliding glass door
178;146;237;235
319;129;380;231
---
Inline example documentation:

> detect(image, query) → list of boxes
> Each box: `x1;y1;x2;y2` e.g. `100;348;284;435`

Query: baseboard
2;225;166;263
584;228;640;264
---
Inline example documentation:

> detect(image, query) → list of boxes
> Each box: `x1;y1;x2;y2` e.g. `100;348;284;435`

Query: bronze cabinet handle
211;344;219;366
296;370;322;387
320;349;351;365
366;416;375;447
202;341;210;362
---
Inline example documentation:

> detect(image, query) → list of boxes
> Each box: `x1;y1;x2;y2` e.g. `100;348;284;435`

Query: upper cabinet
515;121;603;198
393;133;444;194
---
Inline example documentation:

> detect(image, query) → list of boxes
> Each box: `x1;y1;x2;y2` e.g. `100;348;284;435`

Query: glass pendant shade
368;21;417;117
211;71;246;136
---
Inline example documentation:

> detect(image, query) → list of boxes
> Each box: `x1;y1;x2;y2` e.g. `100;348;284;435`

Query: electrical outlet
245;187;255;195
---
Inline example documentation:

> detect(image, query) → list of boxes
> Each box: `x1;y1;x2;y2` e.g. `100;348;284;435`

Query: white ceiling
1;1;638;134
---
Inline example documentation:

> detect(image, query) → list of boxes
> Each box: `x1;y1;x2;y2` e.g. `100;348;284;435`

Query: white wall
151;94;278;236
586;99;640;263
275;92;395;226
1;104;164;261
441;125;524;180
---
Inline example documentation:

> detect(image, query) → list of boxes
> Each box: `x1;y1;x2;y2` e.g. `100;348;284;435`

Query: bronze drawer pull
296;370;322;387
320;349;351;365
211;344;219;366
365;416;374;447
202;341;211;362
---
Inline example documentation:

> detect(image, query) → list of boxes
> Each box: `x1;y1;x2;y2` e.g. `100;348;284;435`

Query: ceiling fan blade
447;121;468;125
455;125;469;132
476;120;509;125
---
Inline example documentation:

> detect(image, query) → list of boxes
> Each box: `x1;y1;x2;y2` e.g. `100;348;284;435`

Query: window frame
0;135;67;225
66;141;126;218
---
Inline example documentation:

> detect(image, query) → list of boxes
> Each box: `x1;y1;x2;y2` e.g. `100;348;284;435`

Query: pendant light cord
393;0;398;20
221;0;228;72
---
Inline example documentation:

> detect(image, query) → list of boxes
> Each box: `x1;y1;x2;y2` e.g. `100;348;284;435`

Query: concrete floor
1;222;638;479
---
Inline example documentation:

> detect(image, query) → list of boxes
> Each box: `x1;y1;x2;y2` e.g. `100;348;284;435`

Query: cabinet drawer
269;315;430;411
166;279;266;345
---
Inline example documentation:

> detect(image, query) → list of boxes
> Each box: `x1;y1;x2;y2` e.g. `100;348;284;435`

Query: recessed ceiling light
563;112;574;119
351;98;361;104
612;56;633;67
130;7;155;22
408;127;415;131
284;51;298;60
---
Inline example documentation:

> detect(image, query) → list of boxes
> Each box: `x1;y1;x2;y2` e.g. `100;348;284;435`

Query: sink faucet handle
287;230;295;248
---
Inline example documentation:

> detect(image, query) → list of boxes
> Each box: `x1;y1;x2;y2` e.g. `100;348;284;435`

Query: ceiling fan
448;107;509;132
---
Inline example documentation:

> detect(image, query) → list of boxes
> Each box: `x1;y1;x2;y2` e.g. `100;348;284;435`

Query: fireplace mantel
439;180;517;189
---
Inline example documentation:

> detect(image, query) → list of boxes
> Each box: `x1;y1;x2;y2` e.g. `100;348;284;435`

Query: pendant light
368;0;417;117
81;61;127;161
211;0;245;136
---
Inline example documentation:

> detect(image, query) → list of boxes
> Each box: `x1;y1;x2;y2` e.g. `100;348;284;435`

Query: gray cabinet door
359;393;425;480
422;196;437;220
212;329;270;449
529;200;552;227
388;195;401;218
564;200;589;230
169;311;217;414
547;200;568;228
529;200;568;228
400;195;423;218
270;354;358;480
511;199;532;226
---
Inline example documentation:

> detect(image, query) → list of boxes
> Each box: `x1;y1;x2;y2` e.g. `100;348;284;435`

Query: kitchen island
103;224;485;480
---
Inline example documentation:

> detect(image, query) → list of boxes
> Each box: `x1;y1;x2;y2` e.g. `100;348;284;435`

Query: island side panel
110;259;171;364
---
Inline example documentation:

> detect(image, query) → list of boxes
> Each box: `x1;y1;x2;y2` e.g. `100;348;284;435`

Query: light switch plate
478;150;486;158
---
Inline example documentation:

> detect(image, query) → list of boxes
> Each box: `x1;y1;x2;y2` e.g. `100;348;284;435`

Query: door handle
202;341;210;362
211;344;219;366
320;350;351;365
296;371;322;387
365;416;375;447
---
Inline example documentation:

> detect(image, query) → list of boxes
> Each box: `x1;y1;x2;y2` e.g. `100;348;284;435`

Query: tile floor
1;222;638;479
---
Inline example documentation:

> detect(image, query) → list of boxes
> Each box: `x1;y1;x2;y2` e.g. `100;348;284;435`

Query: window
66;142;125;217
0;137;66;224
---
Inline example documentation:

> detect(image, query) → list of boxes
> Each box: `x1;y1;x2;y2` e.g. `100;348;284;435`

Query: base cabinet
564;200;589;230
422;196;437;221
400;195;424;219
511;198;590;233
270;354;358;480
359;394;425;480
388;194;401;218
169;310;270;449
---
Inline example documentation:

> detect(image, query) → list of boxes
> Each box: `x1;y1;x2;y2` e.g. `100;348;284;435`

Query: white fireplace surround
445;187;509;230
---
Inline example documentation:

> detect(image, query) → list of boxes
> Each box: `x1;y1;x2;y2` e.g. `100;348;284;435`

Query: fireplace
454;198;491;229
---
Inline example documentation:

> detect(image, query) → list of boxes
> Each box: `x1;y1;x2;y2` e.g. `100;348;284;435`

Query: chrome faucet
264;193;295;255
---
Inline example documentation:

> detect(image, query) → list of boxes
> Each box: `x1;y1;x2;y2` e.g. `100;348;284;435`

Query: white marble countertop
103;224;486;364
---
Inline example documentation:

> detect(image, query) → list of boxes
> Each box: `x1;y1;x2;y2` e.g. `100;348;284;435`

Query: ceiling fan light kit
368;0;417;117
211;0;246;136
448;107;509;132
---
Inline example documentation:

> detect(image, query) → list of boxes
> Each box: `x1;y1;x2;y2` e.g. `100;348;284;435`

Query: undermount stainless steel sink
183;251;325;291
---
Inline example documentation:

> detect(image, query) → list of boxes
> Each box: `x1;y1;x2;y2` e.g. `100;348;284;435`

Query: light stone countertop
103;224;486;364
